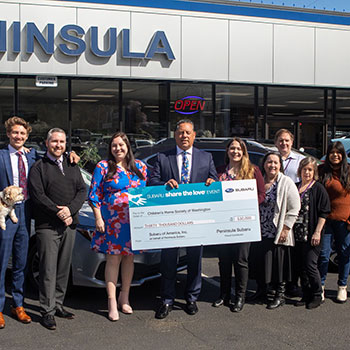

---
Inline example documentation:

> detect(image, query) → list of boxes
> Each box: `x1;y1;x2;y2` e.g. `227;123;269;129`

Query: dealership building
1;0;350;153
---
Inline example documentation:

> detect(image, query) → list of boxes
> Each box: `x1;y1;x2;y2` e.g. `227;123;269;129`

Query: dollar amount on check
128;180;261;250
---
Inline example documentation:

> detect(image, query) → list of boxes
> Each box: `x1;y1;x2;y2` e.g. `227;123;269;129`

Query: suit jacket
0;147;37;191
149;147;218;185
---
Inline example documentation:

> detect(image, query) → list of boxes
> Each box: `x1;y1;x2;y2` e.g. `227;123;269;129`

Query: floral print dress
88;159;147;255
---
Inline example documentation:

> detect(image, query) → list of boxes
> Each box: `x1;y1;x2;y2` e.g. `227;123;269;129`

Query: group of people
1;117;350;330
0;117;84;330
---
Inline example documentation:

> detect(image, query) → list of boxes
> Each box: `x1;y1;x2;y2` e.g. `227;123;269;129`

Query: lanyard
298;180;315;201
284;157;293;172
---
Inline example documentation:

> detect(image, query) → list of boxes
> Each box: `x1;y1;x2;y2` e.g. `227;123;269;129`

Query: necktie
55;159;65;175
181;151;190;184
16;151;27;199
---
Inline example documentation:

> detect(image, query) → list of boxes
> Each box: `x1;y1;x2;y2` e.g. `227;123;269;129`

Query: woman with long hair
212;137;265;312
318;141;350;303
250;152;300;309
89;132;147;321
293;157;330;309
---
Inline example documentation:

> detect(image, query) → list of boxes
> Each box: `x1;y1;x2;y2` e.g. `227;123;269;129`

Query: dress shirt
176;145;193;181
8;144;29;186
282;151;305;183
46;152;64;173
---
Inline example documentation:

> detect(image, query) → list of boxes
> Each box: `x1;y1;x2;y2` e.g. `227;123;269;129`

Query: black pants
294;241;322;296
218;242;250;300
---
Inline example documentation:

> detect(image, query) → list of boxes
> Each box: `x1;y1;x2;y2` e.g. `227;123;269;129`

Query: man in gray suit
28;128;86;330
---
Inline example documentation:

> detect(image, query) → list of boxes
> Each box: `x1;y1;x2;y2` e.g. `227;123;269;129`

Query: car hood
78;202;96;228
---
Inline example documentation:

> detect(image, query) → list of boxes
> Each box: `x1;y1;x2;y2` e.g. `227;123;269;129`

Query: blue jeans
318;220;350;287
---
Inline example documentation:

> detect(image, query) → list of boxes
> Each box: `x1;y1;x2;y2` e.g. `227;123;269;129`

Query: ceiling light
303;110;323;113
272;112;294;116
267;104;287;107
287;101;318;104
64;99;98;102
76;94;114;98
216;92;252;97
91;88;118;92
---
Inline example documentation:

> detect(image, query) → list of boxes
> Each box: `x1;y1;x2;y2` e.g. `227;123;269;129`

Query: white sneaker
336;286;347;303
321;285;325;302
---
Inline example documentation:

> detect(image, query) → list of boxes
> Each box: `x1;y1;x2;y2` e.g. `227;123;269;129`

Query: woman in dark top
318;141;350;303
293;157;330;309
212;137;265;312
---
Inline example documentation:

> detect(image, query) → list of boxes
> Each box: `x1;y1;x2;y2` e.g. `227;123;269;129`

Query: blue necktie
181;151;190;184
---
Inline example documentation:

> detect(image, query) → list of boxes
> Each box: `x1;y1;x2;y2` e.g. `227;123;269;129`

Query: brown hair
5;116;32;134
261;151;285;176
274;128;294;143
105;132;145;181
297;157;319;180
225;137;255;180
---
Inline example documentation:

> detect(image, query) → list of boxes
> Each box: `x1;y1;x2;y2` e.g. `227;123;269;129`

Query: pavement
0;257;349;350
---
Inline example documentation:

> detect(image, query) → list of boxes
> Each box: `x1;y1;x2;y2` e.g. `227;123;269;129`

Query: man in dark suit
0;117;36;329
149;119;218;319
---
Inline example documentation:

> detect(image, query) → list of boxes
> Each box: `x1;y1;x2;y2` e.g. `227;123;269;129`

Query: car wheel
27;239;40;290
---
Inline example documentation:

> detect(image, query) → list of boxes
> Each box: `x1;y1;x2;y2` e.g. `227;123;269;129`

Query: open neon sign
174;96;206;115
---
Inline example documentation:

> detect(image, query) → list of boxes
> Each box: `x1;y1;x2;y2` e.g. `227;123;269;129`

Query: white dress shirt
176;146;193;181
8;144;29;186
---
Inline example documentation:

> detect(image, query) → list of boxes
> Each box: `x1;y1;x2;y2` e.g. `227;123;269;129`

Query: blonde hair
274;128;294;143
225;137;255;180
5;116;32;134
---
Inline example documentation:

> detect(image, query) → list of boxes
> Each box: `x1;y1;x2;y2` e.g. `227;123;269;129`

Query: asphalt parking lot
1;256;349;350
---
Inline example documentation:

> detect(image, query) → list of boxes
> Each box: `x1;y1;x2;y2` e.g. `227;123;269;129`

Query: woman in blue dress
89;132;147;321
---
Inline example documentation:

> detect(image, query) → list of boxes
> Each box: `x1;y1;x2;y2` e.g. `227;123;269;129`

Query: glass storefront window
0;78;14;147
170;83;212;137
123;81;167;142
265;86;325;157
215;85;255;138
18;78;68;152
72;80;120;170
335;90;350;139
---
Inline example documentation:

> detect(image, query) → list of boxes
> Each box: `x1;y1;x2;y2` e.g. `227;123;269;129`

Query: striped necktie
16;151;27;199
181;151;190;184
55;159;65;175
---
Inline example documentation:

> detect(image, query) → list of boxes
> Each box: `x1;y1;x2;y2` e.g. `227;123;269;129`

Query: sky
234;0;350;12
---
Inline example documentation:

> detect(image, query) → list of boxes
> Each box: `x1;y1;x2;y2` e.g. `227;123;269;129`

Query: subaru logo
225;188;234;193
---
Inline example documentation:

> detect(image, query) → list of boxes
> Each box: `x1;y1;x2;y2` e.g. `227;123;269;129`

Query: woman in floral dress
89;132;147;321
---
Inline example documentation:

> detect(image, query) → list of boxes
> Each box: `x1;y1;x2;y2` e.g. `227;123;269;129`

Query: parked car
9;167;187;290
320;137;350;163
135;137;271;170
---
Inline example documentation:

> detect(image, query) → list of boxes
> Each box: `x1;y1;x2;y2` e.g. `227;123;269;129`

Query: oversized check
128;180;261;250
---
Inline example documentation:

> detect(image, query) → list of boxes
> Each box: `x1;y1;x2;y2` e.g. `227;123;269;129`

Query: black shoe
230;297;245;313
294;298;307;307
55;308;75;319
306;296;322;310
247;289;267;303
155;303;172;319
41;314;56;330
212;298;231;308
285;286;302;298
267;296;285;310
185;301;198;315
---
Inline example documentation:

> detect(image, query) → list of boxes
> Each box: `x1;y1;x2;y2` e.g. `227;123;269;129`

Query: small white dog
0;185;24;230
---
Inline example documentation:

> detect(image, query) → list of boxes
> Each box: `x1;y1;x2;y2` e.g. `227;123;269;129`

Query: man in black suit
149;119;218;319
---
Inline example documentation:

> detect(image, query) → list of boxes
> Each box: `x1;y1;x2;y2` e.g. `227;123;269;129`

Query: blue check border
61;0;350;25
